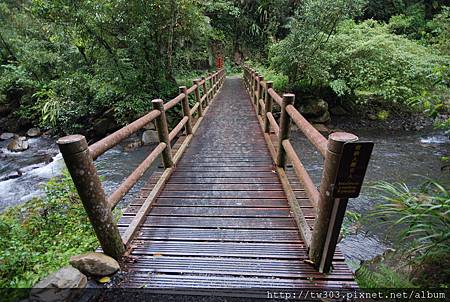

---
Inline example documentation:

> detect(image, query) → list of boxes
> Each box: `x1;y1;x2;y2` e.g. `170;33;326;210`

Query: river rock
0;170;22;181
69;252;120;276
329;105;349;116
7;136;29;152
27;127;41;137
142;130;159;145
0;132;14;140
309;110;331;123
30;266;87;302
299;98;329;118
143;121;156;130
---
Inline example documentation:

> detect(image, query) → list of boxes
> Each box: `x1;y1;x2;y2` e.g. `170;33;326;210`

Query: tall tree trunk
166;0;177;82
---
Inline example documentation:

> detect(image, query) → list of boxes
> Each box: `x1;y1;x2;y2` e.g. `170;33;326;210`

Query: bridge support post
208;73;213;100
264;81;273;133
179;86;193;135
256;76;264;115
277;94;295;168
309;132;359;273
250;71;257;103
193;80;203;117
152;99;173;168
201;76;208;106
214;73;219;95
57;135;125;260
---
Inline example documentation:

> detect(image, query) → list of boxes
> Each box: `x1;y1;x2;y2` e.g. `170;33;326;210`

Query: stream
0;128;448;266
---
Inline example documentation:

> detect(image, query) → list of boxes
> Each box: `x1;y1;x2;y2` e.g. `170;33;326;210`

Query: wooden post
253;73;258;104
57;135;125;260
201;76;208;106
179;86;193;135
309;132;359;273
264;81;274;133
277;94;295;168
256;76;264;114
152;99;173;168
208;73;213;100
193;79;203;117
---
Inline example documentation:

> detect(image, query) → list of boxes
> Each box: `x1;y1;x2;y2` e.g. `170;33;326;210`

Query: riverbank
0;172;98;301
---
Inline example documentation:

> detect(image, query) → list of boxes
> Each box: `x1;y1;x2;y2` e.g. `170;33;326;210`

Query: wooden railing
57;69;226;260
243;64;373;273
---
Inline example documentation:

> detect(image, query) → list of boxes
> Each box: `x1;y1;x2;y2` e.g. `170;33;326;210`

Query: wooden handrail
242;63;371;274
89;109;160;160
108;142;167;209
57;68;226;259
281;139;319;207
266;112;279;136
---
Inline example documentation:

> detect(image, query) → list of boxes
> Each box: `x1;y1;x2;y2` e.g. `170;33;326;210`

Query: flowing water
0;135;159;211
0;128;448;266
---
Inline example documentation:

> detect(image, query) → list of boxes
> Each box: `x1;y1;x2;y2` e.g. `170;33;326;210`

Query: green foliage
356;264;416;288
246;61;289;92
426;6;450;55
269;0;367;84
371;179;450;265
0;171;98;294
324;20;448;104
0;0;210;134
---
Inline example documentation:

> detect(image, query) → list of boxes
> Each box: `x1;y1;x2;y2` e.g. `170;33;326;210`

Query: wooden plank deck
116;77;356;291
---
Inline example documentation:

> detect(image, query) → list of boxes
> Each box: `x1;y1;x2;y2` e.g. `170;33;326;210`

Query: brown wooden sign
333;141;374;198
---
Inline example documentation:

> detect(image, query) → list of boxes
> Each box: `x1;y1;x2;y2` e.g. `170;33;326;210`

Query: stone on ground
0;132;14;140
299;98;329;118
27;127;41;137
141;129;159;145
69;252;120;276
30;266;87;302
7;136;29;152
309;110;331;123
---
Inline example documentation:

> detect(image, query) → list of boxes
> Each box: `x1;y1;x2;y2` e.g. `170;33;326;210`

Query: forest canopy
0;0;449;135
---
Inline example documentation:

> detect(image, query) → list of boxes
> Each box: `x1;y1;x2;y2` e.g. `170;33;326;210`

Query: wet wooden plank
136;198;291;207
163;183;283;191
171;171;278;178
126;207;291;217
125;273;357;289
166;177;280;184
131;241;308;259
118;216;299;229
158;190;287;199
126;256;353;279
121;227;302;243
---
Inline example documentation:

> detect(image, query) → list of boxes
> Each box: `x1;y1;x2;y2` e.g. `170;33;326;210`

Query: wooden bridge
57;66;372;295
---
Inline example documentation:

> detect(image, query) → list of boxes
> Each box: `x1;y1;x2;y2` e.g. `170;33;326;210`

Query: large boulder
7;136;29;152
27;127;41;137
30;266;87;302
0;132;14;140
299;98;329;118
142;130;159;145
329;105;349;116
69;252;120;276
309;110;331;123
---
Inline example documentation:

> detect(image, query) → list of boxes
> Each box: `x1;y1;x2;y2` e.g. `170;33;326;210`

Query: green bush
369;179;450;287
356;264;416;288
0;171;99;296
324;20;448;105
